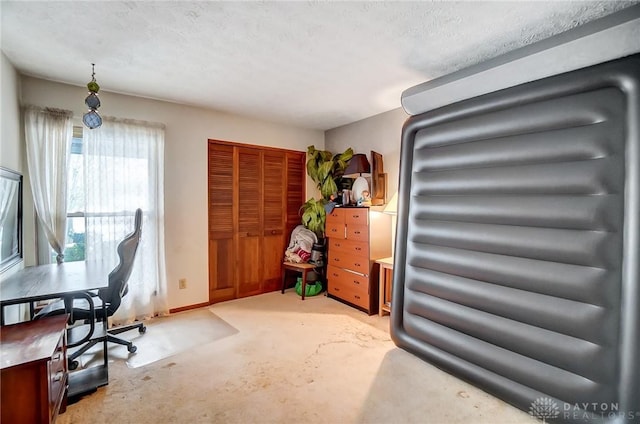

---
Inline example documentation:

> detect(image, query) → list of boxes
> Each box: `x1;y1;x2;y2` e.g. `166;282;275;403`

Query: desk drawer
48;332;67;422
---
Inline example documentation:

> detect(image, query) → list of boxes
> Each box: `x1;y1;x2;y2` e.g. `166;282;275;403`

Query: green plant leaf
334;148;354;173
300;198;327;236
320;178;337;199
318;161;333;180
305;145;354;201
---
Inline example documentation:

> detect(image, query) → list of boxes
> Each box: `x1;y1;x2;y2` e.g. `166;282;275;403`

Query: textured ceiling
1;1;637;130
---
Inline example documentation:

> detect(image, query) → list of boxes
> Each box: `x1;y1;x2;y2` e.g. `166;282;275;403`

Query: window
49;126;149;262
38;116;167;321
57;128;86;262
53;126;152;263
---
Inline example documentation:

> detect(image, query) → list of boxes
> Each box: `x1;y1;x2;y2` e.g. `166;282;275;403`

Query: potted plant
300;146;354;238
300;198;326;237
306;145;354;199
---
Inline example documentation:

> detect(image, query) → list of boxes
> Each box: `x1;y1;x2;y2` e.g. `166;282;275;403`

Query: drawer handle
355;247;362;251
335;287;341;292
53;372;64;382
334;258;340;262
352;215;360;218
355;263;361;267
354;295;361;300
271;230;277;235
335;243;341;247
353;280;360;285
333;273;339;277
354;231;361;235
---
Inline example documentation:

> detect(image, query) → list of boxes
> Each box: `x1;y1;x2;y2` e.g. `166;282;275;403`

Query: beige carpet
59;291;535;424
77;308;238;369
121;309;238;368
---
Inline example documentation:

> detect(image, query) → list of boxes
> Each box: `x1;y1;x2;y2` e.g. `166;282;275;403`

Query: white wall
19;76;324;310
1;53;22;172
325;107;408;201
0;54;25;323
0;53;28;279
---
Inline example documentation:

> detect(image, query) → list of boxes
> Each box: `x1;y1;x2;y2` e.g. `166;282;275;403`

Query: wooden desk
1;315;68;424
0;261;111;313
0;261;112;397
375;257;394;317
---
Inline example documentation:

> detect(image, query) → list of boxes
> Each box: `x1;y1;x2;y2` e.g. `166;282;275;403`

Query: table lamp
344;153;371;204
383;191;398;255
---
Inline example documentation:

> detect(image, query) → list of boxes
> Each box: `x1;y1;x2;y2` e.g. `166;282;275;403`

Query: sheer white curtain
0;178;19;257
24;106;73;264
84;117;168;323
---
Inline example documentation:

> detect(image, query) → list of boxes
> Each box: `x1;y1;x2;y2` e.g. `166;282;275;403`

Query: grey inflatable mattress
391;54;640;422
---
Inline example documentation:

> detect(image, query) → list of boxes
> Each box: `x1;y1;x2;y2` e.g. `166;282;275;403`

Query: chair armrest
65;291;98;348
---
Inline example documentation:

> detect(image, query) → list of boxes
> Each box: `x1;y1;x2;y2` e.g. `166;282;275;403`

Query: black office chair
35;208;147;369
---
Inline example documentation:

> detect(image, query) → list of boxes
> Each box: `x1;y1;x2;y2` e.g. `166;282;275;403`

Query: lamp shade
383;191;398;215
344;154;371;175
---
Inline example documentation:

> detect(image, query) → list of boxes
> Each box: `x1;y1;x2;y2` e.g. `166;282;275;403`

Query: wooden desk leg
301;269;307;301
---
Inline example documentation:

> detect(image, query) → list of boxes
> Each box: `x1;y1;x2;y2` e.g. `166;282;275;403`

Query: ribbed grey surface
392;55;640;422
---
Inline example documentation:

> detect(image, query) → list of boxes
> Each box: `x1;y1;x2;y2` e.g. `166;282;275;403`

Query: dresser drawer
326;221;345;239
328;252;370;274
329;237;347;253
328;265;369;292
341;239;368;258
329;238;368;258
347;224;368;242
326;208;344;225
345;209;368;226
327;252;370;275
328;284;369;310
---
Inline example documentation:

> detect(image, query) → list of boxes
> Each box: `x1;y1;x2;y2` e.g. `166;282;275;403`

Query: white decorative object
351;176;369;204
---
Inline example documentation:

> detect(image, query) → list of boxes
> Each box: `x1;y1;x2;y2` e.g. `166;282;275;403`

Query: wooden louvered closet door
208;140;305;303
262;151;286;292
286;152;305;238
237;147;262;297
208;143;235;301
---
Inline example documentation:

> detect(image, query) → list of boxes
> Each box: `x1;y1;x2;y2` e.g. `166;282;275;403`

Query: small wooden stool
281;262;317;300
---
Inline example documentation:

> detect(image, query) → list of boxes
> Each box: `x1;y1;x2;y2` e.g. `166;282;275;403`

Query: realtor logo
529;397;560;422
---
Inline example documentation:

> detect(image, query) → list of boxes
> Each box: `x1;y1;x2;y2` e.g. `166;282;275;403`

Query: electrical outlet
178;278;187;289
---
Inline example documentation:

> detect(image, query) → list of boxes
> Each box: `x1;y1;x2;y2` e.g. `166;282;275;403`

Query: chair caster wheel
128;345;137;353
69;360;79;370
139;325;146;334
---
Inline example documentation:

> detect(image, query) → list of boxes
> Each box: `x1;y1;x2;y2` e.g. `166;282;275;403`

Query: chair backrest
98;208;143;315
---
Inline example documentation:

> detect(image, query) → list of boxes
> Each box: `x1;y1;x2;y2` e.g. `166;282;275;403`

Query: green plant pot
295;278;323;297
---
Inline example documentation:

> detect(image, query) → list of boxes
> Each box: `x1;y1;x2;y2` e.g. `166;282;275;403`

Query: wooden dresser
326;207;391;314
1;315;68;424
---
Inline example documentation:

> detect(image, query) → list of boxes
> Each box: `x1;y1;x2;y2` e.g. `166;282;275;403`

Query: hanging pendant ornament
83;63;102;129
